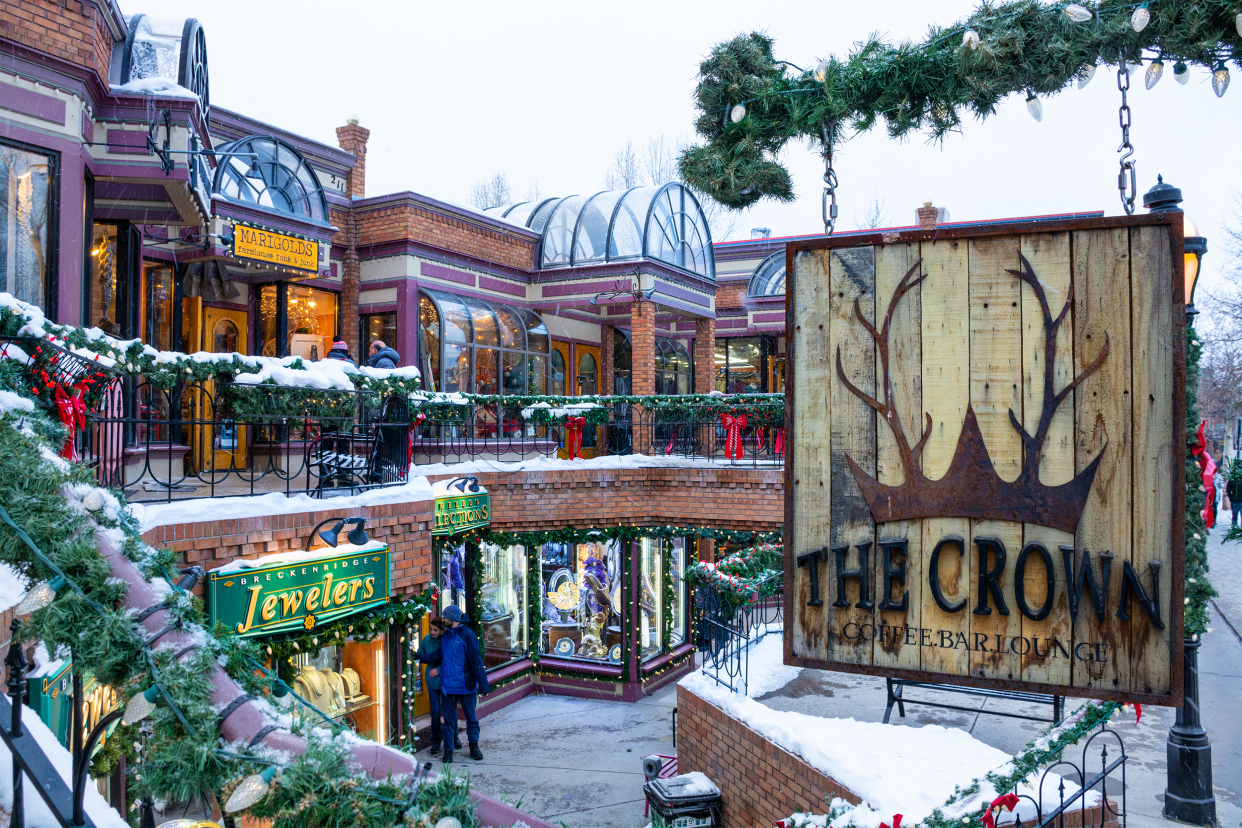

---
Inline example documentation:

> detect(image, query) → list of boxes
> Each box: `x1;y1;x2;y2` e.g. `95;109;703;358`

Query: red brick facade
335;122;370;352
631;300;656;396
694;317;716;393
715;283;745;311
2;0;113;85
355;201;537;272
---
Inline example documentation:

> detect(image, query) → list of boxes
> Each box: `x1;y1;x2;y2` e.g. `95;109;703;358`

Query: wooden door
199;307;248;471
550;341;571;397
575;344;602;457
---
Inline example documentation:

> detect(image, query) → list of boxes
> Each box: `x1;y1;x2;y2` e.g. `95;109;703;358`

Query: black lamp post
1143;176;1216;825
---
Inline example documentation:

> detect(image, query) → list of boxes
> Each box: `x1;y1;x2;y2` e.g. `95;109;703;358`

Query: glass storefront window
1;143;55;312
89;224;119;334
669;538;686;648
502;352;525;395
444;344;470;393
287;285;338;361
475;348;499;394
437;544;469;617
361;312;396;364
716;336;772;393
257;284;279;357
145;264;174;351
654;338;692;396
418;293;440;392
420;290;550;396
550;349;565;395
480;544;528;668
540;540;621;663
639;539;664;660
290;637;388;743
528;354;549;396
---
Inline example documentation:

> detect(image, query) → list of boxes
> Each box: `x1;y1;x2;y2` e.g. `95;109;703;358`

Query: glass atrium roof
748;251;786;297
485;183;714;280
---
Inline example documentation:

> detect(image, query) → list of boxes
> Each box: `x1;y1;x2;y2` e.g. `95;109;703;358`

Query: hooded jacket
415;632;442;691
435;605;490;695
324;348;356;367
368;346;400;370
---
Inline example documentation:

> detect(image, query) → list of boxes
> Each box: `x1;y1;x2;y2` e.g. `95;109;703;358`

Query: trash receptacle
643;772;722;828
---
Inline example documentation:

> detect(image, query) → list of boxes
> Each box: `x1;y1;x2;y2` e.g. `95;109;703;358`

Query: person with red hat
324;338;356;366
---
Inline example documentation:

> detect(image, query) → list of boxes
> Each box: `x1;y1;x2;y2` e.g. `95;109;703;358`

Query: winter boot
442;749;454;764
429;730;441;756
469;742;484;761
454;734;463;749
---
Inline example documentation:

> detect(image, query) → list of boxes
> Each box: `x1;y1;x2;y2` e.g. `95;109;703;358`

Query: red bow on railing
564;416;586;460
982;793;1020;828
407;413;427;466
721;413;747;460
665;426;679;455
54;383;87;460
881;815;903;828
774;426;786;456
1192;420;1216;529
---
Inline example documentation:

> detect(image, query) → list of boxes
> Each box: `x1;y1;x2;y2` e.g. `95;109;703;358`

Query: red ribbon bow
54;383;87;460
1191;421;1216;528
564;416;586;460
982;793;1021;828
665;426;680;455
721;413;747;460
881;814;903;828
774;426;786;456
407;413;427;465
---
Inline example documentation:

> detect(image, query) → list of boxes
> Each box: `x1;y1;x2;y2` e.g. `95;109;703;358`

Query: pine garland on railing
681;0;1241;208
689;542;783;606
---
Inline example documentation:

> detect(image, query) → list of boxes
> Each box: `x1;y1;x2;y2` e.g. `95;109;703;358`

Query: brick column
335;120;370;357
693;317;716;394
631;301;655;396
600;324;615;397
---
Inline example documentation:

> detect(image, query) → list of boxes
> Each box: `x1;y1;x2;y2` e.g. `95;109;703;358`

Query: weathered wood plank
919;239;971;676
967;236;1024;680
1128;224;1174;695
790;249;833;662
827;246;878;665
1071;227;1132;692
873;242;923;670
1019;232;1076;686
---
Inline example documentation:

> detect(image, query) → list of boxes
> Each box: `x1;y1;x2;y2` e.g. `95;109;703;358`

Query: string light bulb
1145;58;1164;89
16;575;66;615
1131;4;1150;32
1064;4;1092;22
224;767;277;813
122;686;161;725
1025;92;1043;122
729;104;746;123
814;59;828;81
1173;62;1189;84
1237;12;1242;37
1077;64;1097;88
1213;62;1230;97
962;30;980;49
434;819;463;828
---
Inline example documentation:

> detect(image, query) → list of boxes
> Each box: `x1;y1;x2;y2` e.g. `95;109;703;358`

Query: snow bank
0;563;28;614
0;389;35;416
743;635;802;697
212;540;389;573
431;477;489;497
129;476;436;532
520;401;602;420
0;704;130;828
409;453;742;478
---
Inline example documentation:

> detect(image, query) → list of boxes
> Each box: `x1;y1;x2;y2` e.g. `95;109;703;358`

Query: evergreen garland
1184;326;1218;637
412;391;783;425
688;542;783;606
680;1;1241;208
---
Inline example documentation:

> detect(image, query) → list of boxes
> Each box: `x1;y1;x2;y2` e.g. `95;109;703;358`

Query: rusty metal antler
1004;254;1110;480
835;259;931;477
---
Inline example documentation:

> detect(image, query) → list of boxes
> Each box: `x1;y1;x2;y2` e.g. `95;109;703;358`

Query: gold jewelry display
547;581;580;611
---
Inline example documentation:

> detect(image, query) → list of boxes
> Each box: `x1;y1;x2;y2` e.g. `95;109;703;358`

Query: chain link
822;122;838;236
1117;64;1137;216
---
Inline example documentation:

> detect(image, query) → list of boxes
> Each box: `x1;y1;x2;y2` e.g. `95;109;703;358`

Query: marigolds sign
785;215;1185;705
231;222;320;272
209;545;391;637
433;493;491;536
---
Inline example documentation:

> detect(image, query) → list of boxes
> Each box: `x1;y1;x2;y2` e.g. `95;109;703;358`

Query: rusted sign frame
782;211;1186;707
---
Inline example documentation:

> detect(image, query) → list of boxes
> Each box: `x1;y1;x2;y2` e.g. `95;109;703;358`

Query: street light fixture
1144;175;1216;826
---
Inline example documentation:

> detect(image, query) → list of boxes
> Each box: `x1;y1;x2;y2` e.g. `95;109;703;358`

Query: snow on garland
689;541;782;606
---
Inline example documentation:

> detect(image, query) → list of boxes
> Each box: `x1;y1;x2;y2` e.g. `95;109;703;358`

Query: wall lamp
445;476;482;493
305;517;369;551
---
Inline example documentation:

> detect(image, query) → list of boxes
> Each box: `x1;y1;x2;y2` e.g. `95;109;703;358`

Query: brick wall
601;324;615;397
678;685;860;827
1;0;113;85
335;122;369;199
356;202;536;272
694;317;716;394
631;300;656;396
716;283;745;310
335;122;369;353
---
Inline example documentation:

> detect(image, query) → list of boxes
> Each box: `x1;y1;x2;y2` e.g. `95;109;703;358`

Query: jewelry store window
539;540;623;664
479;543;528;668
290;638;388;742
639;537;688;660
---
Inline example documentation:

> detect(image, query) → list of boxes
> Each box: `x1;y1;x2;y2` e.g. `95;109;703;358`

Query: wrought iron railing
1016;726;1127;828
692;577;783;695
82;377;413;503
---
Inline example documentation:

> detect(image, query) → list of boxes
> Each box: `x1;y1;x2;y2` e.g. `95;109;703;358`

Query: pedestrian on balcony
324;338;356;366
368;340;399;370
435;604;489;764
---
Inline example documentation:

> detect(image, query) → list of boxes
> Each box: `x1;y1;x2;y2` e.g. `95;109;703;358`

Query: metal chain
1117;64;1137;216
822;122;838;236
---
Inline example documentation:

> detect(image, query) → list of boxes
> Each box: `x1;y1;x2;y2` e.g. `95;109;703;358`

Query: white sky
142;0;1241;299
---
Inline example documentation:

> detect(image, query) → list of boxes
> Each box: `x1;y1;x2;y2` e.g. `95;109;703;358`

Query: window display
480;543;527;667
1;142;55;313
291;637;388;742
540;540;622;663
437;544;468;617
256;283;339;359
639;539;664;660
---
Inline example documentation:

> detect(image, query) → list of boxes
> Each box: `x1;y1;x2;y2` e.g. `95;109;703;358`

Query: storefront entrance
198;305;248;471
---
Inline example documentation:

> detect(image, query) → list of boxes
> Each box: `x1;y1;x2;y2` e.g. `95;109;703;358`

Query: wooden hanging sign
784;213;1185;705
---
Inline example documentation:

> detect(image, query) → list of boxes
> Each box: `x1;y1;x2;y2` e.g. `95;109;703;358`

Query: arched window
419;290;551;395
748;252;786;297
212;136;327;222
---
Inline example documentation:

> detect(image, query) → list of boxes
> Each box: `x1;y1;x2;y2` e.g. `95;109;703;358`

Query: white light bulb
16;579;59;615
814;59;829;82
1145;59;1163;89
1077;64;1097;89
962;30;980;50
435;819;463;828
122;686;160;725
1237;12;1242;37
82;490;105;511
1025;94;1043;122
730;104;746;123
1173;62;1189;84
1213;63;1230;97
1064;4;1092;22
224;769;274;813
1131;5;1149;32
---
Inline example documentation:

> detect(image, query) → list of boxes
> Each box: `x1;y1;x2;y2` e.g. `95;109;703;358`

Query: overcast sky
144;0;1240;300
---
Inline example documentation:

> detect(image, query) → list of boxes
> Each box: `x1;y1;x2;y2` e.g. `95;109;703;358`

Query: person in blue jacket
435;604;490;763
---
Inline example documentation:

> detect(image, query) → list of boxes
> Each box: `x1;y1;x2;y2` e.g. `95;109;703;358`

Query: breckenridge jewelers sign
209;545;391;637
432;492;491;536
785;214;1185;705
231;222;319;272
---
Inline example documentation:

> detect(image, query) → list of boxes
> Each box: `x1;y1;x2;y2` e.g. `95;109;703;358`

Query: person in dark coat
324;338;356;366
415;617;459;756
368;340;399;370
434;604;490;763
1227;469;1242;527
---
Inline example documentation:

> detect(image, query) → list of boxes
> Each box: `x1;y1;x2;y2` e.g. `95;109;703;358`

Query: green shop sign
433;492;491;536
28;661;118;753
208;545;391;637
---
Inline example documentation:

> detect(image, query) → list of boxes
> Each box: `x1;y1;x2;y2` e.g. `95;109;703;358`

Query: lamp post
1143;176;1216;825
